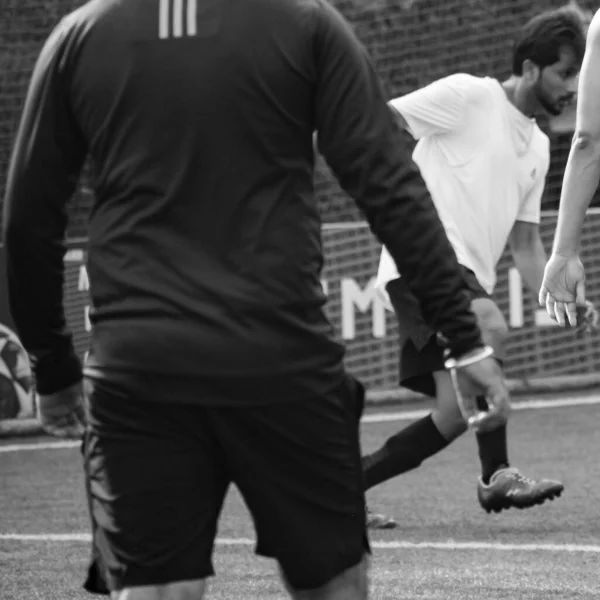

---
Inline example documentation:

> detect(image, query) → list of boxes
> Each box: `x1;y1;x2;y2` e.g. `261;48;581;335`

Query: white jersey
376;73;549;295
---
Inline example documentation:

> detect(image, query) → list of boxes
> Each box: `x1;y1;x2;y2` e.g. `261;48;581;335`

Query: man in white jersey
362;8;585;529
540;10;600;326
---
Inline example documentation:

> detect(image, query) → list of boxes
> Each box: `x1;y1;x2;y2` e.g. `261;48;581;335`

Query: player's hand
453;355;510;433
37;381;86;439
539;253;586;327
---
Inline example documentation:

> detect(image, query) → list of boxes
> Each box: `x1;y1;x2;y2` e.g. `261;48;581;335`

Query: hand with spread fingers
539;253;586;327
37;380;86;439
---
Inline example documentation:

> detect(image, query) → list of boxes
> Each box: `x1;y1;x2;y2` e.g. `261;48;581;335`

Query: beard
534;82;572;116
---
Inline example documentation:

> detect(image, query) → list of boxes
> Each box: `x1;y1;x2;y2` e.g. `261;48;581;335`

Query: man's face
533;47;580;116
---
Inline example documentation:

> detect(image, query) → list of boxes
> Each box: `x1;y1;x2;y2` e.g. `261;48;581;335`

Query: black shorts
82;374;369;594
386;266;490;397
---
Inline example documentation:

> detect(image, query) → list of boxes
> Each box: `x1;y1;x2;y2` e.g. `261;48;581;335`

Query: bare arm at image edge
553;11;600;255
539;11;600;324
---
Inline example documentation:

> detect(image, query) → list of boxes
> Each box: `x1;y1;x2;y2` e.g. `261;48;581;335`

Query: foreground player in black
3;0;507;598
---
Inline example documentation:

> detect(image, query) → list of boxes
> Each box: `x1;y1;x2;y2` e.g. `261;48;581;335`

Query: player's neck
500;77;536;118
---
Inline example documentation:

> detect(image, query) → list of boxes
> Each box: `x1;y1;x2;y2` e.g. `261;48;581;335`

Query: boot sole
480;487;564;514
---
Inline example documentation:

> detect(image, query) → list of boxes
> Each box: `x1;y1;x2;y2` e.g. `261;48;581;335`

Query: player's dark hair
512;8;586;75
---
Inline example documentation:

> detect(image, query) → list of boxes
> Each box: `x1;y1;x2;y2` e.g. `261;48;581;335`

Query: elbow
510;238;540;261
510;244;530;262
572;131;600;156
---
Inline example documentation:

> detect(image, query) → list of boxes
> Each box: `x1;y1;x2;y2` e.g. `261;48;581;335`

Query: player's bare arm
508;221;547;295
540;10;600;326
2;19;86;437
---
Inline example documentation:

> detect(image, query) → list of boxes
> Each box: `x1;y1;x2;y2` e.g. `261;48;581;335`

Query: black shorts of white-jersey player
363;9;587;529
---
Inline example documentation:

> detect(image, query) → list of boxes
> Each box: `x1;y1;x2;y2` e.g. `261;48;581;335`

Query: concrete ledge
0;418;44;438
2;373;600;438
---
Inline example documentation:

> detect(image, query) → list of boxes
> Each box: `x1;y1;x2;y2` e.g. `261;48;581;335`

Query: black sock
362;415;449;491
475;395;509;483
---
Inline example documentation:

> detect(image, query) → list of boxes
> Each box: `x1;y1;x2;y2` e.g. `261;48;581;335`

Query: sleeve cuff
34;348;83;395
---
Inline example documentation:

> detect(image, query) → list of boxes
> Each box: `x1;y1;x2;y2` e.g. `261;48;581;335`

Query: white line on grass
0;533;92;542
1;394;599;454
372;540;600;553
0;440;81;453
2;534;600;554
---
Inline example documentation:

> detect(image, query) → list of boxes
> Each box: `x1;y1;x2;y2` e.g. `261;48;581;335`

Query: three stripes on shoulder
159;0;198;39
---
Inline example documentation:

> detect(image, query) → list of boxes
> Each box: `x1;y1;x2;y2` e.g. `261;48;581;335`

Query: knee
482;319;508;359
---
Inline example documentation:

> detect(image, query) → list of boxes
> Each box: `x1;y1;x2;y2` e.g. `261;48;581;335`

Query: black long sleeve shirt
3;0;482;399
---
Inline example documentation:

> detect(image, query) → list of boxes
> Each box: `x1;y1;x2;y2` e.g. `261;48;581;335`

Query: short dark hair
512;8;586;75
